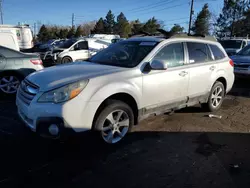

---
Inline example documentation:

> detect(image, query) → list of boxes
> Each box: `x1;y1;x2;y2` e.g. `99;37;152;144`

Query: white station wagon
16;34;235;144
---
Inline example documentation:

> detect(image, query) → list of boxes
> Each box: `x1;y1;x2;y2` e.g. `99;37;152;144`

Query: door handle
179;71;188;77
209;66;216;71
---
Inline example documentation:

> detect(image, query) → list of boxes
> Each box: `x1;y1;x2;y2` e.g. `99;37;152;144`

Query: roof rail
129;29;217;41
170;33;217;42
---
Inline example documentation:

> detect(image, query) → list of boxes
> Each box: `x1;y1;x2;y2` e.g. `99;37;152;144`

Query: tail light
30;59;43;65
229;59;234;67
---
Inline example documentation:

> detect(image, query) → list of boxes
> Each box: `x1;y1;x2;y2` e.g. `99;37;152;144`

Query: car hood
231;55;250;63
52;48;67;53
26;62;126;91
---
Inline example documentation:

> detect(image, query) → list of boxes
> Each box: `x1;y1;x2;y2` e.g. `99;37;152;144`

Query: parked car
0;46;43;95
219;38;250;56
41;38;110;65
231;44;250;76
16;35;234;144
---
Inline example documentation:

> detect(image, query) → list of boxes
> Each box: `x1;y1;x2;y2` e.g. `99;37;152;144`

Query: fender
209;69;226;90
90;80;142;108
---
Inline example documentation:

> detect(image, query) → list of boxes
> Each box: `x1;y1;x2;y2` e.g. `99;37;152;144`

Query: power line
139;3;188;15
130;0;176;13
163;17;187;22
128;0;173;12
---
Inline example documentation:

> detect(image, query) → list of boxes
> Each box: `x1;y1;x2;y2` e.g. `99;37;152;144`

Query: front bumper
234;68;250;76
16;89;93;138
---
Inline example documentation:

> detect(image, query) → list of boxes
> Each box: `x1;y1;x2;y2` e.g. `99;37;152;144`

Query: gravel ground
1;79;250;188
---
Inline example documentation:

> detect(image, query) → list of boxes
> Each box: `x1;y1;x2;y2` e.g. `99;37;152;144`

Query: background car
219;38;250;56
0;46;43;96
231;44;250;77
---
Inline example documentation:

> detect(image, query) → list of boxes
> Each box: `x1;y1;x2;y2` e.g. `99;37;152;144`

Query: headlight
38;80;88;103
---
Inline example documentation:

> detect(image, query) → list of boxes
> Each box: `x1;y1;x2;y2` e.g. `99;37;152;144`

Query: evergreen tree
215;0;246;38
104;10;116;34
75;25;84;37
59;28;69;39
192;3;211;35
131;19;143;35
170;24;184;35
91;18;105;34
115;12;131;38
37;24;49;42
67;26;76;38
142;17;161;34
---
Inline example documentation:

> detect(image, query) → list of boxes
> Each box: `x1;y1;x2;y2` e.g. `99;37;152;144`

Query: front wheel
93;100;134;144
202;81;225;112
61;57;72;64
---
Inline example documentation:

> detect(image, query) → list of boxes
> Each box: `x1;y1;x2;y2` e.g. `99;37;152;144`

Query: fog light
48;124;59;136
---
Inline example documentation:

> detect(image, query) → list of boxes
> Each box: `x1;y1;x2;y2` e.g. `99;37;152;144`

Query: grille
18;80;39;105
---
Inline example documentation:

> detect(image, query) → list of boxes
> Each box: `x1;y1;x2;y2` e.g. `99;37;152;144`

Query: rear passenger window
209;44;225;60
187;42;212;63
152;43;184;68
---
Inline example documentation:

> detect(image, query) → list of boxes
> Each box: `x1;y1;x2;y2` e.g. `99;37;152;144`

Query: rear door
186;42;216;102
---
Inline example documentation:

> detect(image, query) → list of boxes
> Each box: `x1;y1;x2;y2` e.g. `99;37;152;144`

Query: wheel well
62;56;72;60
216;77;227;92
92;93;139;129
0;70;25;78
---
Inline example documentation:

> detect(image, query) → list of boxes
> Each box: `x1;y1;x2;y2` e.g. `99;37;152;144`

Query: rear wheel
0;72;22;96
93;100;134;144
202;81;225;112
61;56;72;64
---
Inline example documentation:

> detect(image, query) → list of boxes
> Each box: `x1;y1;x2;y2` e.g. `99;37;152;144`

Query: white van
0;25;33;49
0;31;19;51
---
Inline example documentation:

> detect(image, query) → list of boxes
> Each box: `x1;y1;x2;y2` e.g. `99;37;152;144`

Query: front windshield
237;45;250;56
89;41;158;68
220;40;242;49
58;39;76;48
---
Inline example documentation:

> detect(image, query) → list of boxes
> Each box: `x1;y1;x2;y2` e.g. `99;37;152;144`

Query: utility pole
188;0;194;34
0;0;3;24
72;13;75;28
34;22;36;38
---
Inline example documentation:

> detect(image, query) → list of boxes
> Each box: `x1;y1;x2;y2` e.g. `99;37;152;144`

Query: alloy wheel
0;76;20;94
211;86;223;108
101;110;130;144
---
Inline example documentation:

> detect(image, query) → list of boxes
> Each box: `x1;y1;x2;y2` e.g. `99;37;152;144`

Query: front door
142;42;189;112
70;41;90;61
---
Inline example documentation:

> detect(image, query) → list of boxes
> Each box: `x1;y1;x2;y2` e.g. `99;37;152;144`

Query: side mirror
150;59;168;70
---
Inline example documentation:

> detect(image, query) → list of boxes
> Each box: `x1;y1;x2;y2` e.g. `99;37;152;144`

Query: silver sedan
0;46;43;95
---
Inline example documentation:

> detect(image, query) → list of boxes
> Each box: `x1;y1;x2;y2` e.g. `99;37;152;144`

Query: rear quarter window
209;44;226;60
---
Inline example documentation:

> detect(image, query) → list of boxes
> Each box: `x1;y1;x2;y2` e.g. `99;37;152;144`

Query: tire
61;56;72;64
0;72;23;97
93;100;134;144
202;81;225;112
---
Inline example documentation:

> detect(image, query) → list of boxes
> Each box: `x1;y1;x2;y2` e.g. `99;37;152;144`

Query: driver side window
74;41;88;51
152;43;184;68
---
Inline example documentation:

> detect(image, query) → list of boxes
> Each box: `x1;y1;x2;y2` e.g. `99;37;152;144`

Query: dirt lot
1;79;250;188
